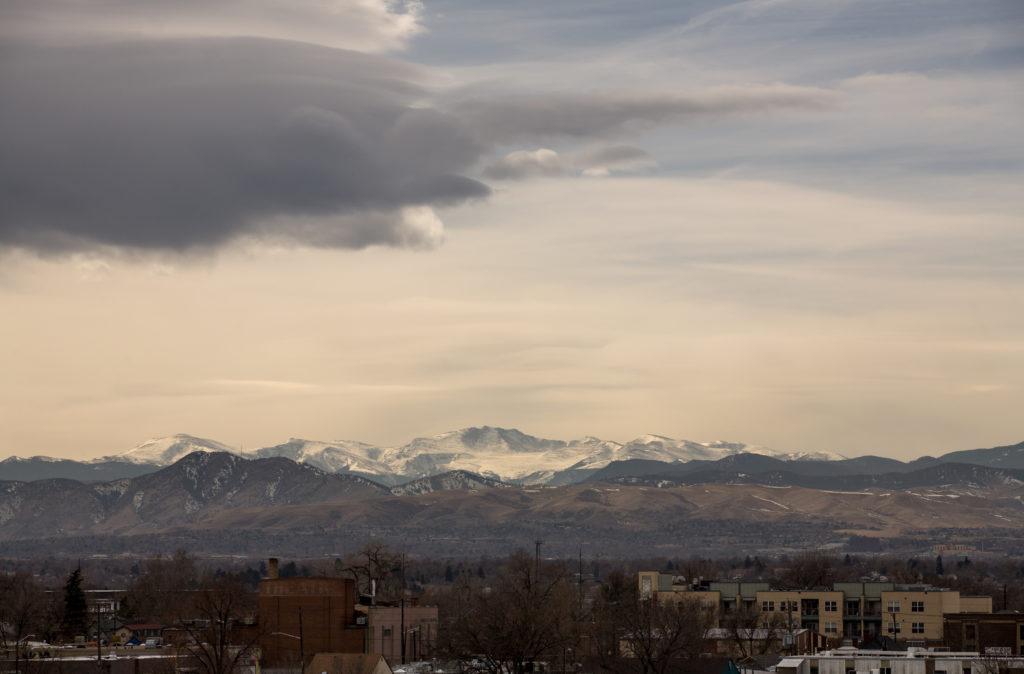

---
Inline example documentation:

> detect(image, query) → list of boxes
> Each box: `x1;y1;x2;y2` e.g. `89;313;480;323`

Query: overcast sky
1;0;1022;460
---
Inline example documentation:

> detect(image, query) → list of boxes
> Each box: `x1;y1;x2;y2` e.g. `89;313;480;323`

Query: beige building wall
880;590;958;640
961;596;993;613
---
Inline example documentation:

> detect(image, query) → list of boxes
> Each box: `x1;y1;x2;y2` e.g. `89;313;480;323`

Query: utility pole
578;544;583;615
400;553;406;664
96;600;102;666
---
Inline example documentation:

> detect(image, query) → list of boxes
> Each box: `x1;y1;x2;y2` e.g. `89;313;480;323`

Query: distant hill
0;456;160;483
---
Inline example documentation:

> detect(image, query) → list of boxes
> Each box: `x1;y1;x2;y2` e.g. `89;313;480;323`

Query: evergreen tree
62;567;88;640
936;555;944;575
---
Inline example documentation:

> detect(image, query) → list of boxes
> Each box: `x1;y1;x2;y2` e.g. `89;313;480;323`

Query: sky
1;0;1022;461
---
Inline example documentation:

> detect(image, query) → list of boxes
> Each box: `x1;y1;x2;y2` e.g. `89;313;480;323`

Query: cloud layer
0;43;830;253
0;38;490;252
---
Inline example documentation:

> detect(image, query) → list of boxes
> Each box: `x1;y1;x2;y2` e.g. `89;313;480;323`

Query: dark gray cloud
0;38;488;253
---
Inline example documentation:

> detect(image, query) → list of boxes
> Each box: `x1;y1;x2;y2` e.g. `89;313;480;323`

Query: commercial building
359;604;438;663
776;647;1024;674
258;558;438;666
944;613;1024;656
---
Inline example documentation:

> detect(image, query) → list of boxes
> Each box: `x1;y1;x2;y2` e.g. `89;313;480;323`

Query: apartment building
638;573;992;645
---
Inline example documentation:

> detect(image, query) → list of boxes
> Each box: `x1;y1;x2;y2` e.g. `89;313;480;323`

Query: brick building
259;562;366;668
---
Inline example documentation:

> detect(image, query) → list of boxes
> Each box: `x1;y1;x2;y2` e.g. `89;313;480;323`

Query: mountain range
3;428;1024;559
4;428;1024;489
0;426;862;485
3;447;1024;559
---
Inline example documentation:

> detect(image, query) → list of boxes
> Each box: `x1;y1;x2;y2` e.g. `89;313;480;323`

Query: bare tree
122;550;198;623
0;570;46;674
177;572;260;674
720;603;788;659
339;541;404;602
778;551;835;590
591;569;713;674
439;550;577;674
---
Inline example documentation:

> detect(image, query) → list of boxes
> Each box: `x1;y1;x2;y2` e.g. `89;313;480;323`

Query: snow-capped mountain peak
98;434;237;465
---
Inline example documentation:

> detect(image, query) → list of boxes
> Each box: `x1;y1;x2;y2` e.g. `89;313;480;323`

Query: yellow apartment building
638;572;992;646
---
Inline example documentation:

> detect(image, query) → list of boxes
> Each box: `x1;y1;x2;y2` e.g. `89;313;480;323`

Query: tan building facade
361;605;438;662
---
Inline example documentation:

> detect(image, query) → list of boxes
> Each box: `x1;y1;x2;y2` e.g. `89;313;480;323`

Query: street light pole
272;627;304;674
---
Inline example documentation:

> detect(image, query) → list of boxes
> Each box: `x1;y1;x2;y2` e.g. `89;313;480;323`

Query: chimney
268;557;279;579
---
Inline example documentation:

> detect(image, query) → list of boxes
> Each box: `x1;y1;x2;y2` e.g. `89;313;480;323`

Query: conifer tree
62;567;88;640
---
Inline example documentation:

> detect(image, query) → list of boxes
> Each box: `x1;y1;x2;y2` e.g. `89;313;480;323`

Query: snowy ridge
247;438;389;475
97;434;238;465
30;427;845;486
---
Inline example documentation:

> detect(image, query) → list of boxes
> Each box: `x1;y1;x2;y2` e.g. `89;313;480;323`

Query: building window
887;622;902;634
824;600;837;612
824;622;838;634
846;601;860;616
911;601;925;613
880;668;892;674
383;627;393;637
887;601;901;613
912;622;925;634
701;599;716;609
762;600;775;611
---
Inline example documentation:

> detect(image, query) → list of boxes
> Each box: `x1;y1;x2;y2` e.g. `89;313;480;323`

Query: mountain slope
0;451;387;539
389;470;511;496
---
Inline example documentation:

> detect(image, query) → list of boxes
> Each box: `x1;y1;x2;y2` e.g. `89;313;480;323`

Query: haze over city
1;0;1021;462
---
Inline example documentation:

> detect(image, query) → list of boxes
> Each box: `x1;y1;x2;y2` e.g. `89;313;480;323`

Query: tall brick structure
259;572;366;668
